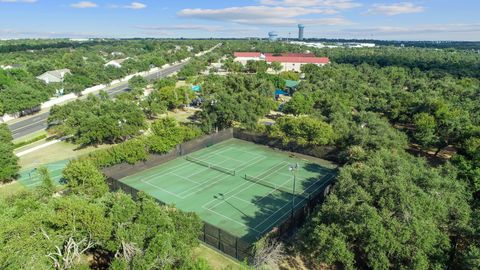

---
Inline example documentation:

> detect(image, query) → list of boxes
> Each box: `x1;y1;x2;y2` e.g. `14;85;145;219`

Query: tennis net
243;174;308;199
185;156;236;176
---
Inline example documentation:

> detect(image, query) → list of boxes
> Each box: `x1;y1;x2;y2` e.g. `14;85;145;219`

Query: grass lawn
12;130;48;146
194;244;247;270
18;141;112;170
163;108;199;123
0;182;26;199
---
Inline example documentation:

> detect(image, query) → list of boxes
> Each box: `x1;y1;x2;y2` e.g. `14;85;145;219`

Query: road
8;61;187;139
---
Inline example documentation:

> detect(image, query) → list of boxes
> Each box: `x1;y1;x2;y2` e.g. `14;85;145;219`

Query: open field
119;138;337;244
11;141;112;189
0;182;26;199
17;141;110;170
194;244;246;270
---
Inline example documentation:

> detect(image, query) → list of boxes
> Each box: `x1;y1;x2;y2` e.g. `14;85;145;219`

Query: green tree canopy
299;149;472;269
63;159;108;198
0;124;18;183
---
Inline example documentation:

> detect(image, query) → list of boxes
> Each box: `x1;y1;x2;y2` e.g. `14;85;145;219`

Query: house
233;52;263;65
266;55;329;72
36;69;71;84
111;51;124;57
0;64;21;70
234;52;330;72
104;58;128;68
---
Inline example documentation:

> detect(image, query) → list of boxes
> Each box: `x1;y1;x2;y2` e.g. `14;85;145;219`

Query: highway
8;61;187;139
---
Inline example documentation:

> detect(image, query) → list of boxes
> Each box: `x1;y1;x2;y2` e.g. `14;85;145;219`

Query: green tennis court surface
17;159;68;188
120;138;337;243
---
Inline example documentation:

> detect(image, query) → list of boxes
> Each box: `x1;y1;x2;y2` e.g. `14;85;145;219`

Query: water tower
298;24;305;40
268;31;279;41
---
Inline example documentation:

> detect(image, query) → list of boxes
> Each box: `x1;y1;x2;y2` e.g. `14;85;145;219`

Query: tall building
298;24;305;40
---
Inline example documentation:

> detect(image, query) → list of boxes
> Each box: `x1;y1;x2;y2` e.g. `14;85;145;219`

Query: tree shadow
238;166;337;245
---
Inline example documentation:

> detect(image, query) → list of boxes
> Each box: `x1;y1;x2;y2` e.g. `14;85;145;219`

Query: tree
299;149;472;269
413;112;437;150
253;237;285;269
0;83;47;114
48;95;146;145
139;89;167;119
268;116;335;146
128;75;148;93
62;159;108;198
270;62;283;74
246;60;268;73
341;112;408;160
157;86;194;110
104;193;203;269
0;124;19;183
199;74;275;132
36;166;56;197
279;71;300;81
282;92;314;115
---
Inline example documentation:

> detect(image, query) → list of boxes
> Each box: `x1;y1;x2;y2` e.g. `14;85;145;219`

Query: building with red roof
233;52;329;72
234;52;262;58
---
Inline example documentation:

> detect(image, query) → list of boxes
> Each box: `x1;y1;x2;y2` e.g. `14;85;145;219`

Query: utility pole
289;163;299;223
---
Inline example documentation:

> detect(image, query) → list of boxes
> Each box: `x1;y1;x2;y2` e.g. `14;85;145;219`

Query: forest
0;40;479;269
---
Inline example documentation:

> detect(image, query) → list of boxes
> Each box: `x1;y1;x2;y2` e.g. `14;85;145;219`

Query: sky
0;0;479;41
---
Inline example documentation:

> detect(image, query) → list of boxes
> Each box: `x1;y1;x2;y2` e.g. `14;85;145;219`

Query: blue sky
1;0;479;40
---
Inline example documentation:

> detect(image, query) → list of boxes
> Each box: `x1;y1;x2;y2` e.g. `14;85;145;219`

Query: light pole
289;163;299;223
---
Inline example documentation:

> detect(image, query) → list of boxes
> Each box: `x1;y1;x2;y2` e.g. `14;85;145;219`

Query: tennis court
17;159;68;188
120;138;337;243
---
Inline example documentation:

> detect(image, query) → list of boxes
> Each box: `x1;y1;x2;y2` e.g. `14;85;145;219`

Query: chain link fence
232;128;340;162
103;128;336;262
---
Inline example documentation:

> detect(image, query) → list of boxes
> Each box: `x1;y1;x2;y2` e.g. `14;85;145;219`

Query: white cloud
136;24;225;32
109;2;146;9
71;1;97;8
259;0;361;9
0;0;36;3
124;2;146;9
345;24;480;35
0;28;108;39
178;6;349;26
366;2;425;16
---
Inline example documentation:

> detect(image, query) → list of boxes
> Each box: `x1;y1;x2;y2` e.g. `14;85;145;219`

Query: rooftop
234;52;262;58
266;55;330;64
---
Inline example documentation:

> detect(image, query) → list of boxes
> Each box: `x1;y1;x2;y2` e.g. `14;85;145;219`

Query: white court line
231;195;254;205
202;166;288;233
204;160;287;211
141;166;228;200
140;180;187;199
212;153;244;164
170;172;200;184
204;207;262;233
145;147;252;199
139;146;234;184
200;155;268;210
241;172;335;231
137;146;234;180
177;171;232;198
179;154;267;198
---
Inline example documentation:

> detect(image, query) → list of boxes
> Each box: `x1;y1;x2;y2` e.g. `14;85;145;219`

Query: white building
0;64;21;70
104;58;128;68
36;69;71;84
234;52;330;72
233;52;264;65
